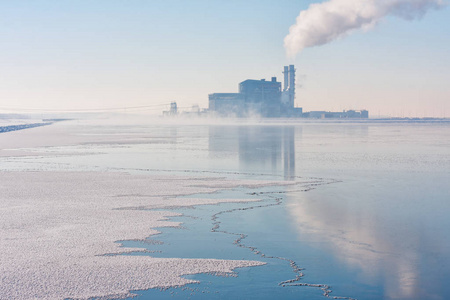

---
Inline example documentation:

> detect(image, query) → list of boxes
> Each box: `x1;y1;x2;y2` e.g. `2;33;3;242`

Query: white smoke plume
284;0;445;57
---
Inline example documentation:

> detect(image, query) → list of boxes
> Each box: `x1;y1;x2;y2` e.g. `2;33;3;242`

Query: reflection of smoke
286;198;420;299
284;0;444;57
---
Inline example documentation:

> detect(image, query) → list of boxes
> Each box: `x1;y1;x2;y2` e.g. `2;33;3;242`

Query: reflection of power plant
209;66;302;118
283;127;296;180
208;126;297;179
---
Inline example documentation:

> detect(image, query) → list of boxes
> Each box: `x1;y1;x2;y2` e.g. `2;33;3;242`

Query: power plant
209;65;302;118
164;65;369;119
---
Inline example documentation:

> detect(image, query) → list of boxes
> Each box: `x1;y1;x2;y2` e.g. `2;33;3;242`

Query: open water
3;119;449;299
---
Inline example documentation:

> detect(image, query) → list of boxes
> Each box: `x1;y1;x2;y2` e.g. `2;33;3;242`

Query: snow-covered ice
0;171;269;300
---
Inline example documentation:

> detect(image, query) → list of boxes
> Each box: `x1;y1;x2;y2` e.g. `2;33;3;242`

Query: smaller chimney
271;77;277;82
289;65;295;94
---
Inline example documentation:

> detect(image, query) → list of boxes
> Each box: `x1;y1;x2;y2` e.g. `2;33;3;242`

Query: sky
0;0;449;117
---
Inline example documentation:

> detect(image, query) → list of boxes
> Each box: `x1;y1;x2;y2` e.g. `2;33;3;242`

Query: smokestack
289;65;295;95
283;66;289;91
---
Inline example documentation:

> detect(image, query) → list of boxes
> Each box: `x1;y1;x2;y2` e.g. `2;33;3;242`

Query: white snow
0;171;268;300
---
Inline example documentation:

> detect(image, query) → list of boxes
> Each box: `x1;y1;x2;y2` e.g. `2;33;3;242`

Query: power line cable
0;103;171;113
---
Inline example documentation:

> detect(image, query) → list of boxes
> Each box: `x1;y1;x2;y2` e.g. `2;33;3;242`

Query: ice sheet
0;171;268;300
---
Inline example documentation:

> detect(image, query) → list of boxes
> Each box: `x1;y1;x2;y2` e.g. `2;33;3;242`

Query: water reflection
209;125;297;179
283;126;296;180
281;123;450;300
209;123;449;300
286;189;444;298
10;120;447;300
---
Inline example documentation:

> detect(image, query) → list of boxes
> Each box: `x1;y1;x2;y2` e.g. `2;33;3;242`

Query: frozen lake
1;118;449;299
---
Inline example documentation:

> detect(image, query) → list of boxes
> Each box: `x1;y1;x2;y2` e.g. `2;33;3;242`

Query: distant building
208;93;244;116
162;102;178;116
304;110;369;119
209;65;301;118
361;110;369;118
239;78;282;117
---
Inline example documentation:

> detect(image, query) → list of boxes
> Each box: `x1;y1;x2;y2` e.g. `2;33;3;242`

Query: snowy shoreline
0;122;53;133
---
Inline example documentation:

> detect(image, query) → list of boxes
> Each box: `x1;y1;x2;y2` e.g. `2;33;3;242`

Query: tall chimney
283;66;289;91
289;65;295;107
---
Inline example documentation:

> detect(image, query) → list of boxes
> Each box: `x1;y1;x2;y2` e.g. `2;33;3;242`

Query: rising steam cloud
284;0;445;57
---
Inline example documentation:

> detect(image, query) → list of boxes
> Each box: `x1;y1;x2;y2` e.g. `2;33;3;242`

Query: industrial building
304;110;369;119
209;65;302;118
163;65;369;119
162;102;178;116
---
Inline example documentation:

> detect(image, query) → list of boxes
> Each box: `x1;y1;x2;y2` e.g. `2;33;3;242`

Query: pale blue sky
0;0;448;117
